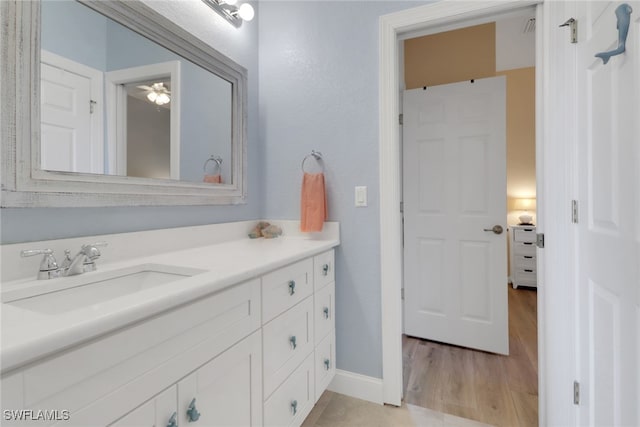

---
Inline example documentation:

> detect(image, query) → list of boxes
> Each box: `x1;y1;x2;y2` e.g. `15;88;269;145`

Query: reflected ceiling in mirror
1;0;247;207
41;0;233;185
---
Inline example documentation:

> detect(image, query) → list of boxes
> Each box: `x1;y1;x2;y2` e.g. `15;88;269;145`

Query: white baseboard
327;369;384;405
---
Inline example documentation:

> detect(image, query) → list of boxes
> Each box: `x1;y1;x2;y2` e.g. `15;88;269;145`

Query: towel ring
301;150;323;173
203;156;223;173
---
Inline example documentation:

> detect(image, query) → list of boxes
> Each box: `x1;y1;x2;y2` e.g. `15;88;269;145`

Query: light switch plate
355;186;367;207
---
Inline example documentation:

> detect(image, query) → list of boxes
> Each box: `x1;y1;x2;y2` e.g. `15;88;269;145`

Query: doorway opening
399;10;538;426
378;0;546;424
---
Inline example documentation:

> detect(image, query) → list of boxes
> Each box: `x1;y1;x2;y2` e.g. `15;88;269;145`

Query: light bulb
156;93;170;105
237;3;254;21
147;92;158;102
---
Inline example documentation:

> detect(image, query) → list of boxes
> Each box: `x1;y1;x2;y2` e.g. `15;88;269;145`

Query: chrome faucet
63;242;107;276
21;242;107;279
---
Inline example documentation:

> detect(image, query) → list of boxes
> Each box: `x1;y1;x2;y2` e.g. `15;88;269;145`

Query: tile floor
302;391;494;427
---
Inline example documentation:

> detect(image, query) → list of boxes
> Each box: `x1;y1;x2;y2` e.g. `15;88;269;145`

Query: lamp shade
513;198;536;211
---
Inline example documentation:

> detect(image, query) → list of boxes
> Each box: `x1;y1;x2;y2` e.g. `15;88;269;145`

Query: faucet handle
21;249;60;279
81;242;108;259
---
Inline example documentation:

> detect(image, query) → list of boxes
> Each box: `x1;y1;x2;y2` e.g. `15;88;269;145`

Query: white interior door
575;2;640;425
403;76;508;355
40;51;103;174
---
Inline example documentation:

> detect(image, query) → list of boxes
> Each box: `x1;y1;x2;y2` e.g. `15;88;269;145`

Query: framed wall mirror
1;0;247;207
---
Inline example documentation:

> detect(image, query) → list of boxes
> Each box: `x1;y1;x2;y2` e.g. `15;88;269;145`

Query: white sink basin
4;264;206;315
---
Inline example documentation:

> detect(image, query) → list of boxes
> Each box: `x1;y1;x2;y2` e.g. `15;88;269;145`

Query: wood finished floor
403;286;538;427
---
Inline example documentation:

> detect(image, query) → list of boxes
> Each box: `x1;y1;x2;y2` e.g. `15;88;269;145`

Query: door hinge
559;18;578;44
401;288;405;300
572;200;579;223
89;100;97;114
536;233;545;248
573;381;580;405
400;201;404;213
399;113;403;125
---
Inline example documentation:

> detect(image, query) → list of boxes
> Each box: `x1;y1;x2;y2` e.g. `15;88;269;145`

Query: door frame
105;61;181;178
379;1;577;425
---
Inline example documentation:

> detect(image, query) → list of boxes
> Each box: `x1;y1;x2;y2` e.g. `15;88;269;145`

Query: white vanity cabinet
1;278;263;427
1;247;338;427
261;249;336;427
111;330;262;427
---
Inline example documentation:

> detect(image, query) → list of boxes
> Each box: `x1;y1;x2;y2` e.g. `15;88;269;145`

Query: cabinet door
110;385;176;427
177;331;262;427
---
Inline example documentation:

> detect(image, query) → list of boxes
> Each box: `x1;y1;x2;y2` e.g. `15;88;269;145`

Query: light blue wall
259;1;425;379
41;0;108;70
1;0;261;243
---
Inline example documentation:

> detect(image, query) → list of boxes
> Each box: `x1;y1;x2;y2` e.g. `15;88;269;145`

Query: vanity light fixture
202;0;254;28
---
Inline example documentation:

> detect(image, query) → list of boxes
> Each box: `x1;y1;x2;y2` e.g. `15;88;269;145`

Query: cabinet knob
288;280;296;295
290;335;297;349
322;264;329;276
166;412;178;427
291;400;298;415
186;398;201;422
323;307;330;319
324;358;331;370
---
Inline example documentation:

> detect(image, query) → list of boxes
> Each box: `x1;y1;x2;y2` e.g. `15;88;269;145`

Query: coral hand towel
203;174;222;183
300;172;327;232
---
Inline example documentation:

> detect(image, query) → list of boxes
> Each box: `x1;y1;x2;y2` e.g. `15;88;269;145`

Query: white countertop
1;226;339;374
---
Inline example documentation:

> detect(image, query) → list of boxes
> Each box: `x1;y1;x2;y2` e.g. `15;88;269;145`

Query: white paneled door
575;1;640;425
403;77;508;355
40;51;104;174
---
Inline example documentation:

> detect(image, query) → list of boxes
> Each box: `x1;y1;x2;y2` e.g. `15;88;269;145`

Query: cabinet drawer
513;241;536;256
263;297;314;398
514;228;536;242
262;258;313;323
314;250;335;291
314;331;336;403
314;282;335;344
264;353;315;427
514;255;536;269
515;270;537;284
14;279;261;427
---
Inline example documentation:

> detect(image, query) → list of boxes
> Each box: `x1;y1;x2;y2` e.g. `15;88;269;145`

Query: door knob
483;225;504;235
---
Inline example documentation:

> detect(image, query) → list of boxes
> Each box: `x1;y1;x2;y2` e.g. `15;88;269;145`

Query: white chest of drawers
509;225;537;289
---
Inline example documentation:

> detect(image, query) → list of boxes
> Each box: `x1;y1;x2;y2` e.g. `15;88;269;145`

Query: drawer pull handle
288;280;296;295
324;358;331;370
186;398;201;422
323;307;330;319
524;256;533;259
166;412;178;427
523;242;533;245
524;269;533;272
291;399;298;415
290;335;297;349
322;264;330;276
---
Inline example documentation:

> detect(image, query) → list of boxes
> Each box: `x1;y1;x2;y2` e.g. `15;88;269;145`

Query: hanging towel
300;172;327;232
203;174;222;183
